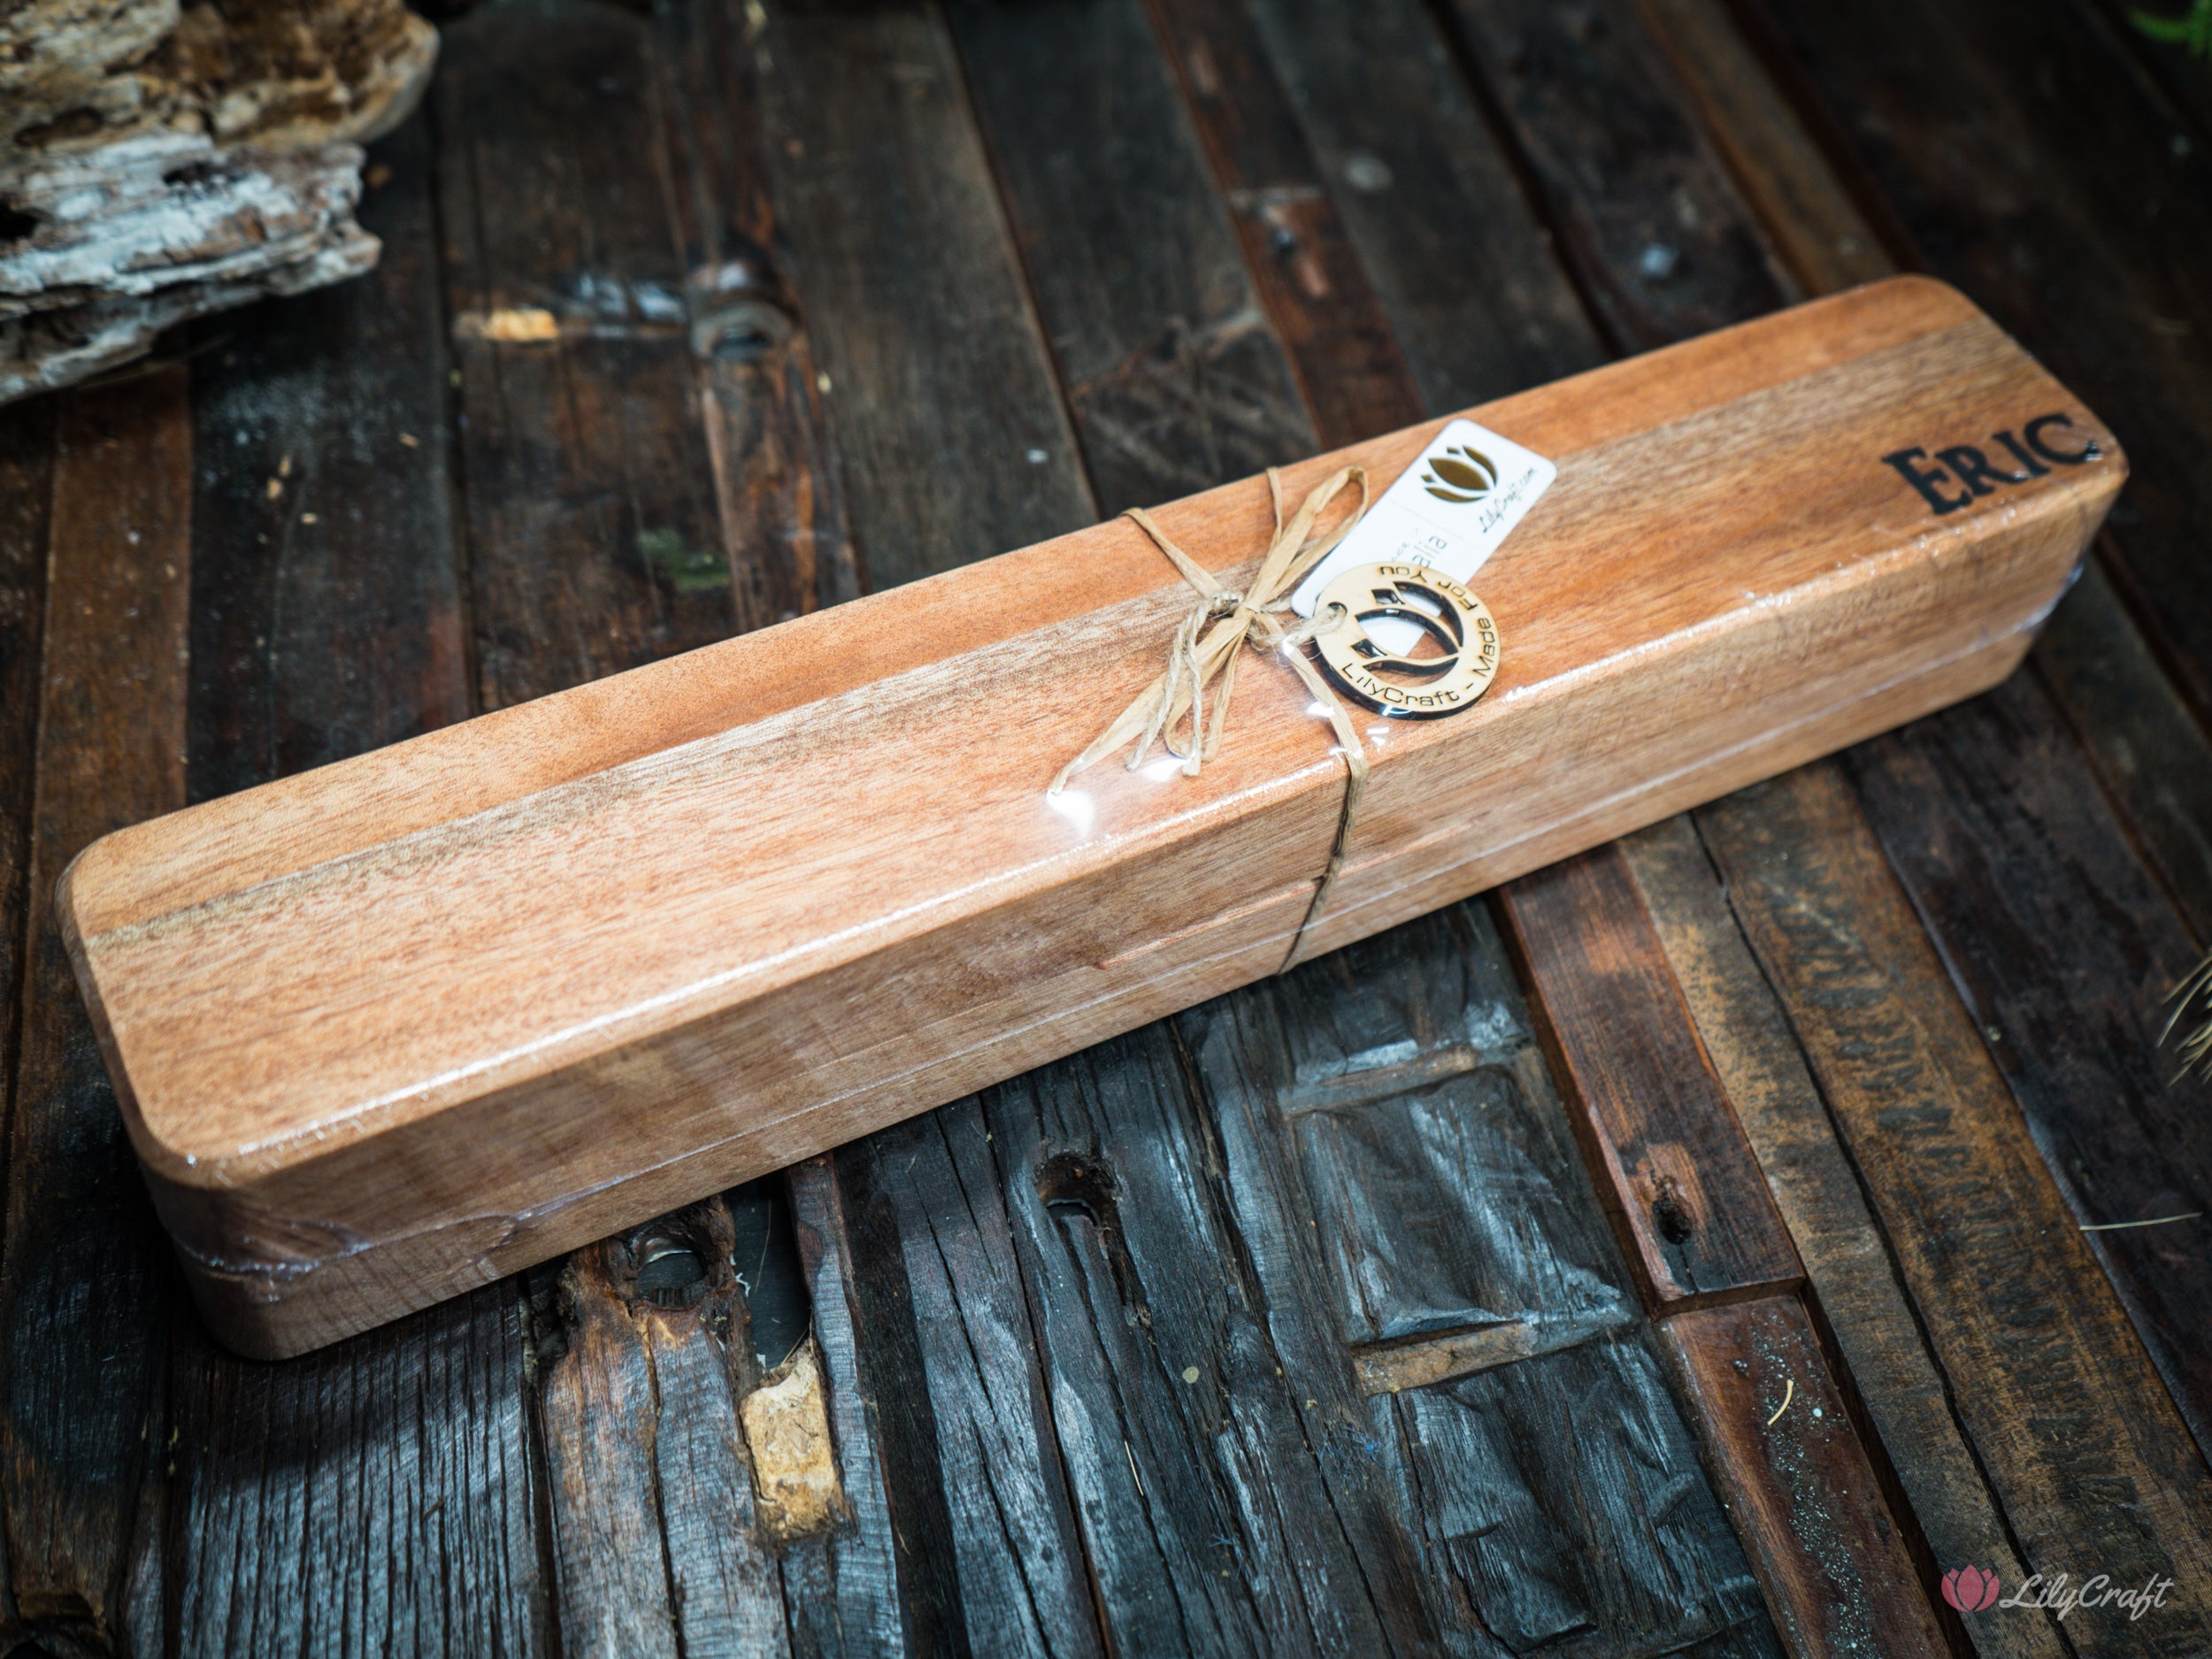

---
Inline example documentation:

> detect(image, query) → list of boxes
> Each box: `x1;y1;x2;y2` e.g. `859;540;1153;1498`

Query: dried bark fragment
740;1337;852;1541
0;133;377;402
0;0;437;403
1;0;436;157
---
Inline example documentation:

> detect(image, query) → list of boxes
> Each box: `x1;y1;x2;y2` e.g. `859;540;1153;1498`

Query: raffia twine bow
1049;465;1371;973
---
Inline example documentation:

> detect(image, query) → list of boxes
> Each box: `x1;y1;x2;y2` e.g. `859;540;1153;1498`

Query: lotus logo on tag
1310;563;1501;719
1290;418;1555;623
1421;444;1499;503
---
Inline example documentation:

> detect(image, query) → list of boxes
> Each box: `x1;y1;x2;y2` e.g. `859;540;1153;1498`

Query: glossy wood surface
8;0;2209;1649
62;278;2118;1355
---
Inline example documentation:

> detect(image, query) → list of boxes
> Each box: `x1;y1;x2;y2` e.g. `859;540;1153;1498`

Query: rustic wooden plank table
2;0;2208;1654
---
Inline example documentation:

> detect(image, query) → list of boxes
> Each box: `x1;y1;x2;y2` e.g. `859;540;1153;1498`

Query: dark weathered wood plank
651;0;861;629
1137;0;1425;448
1177;902;1782;1657
432;7;907;1649
643;1253;791;1659
1238;0;1606;412
1699;764;2212;1651
751;0;1093;587
1436;0;1796;349
1620;813;2061;1659
0;396;51;1169
539;1240;681;1659
1652;0;2212;1468
1752;0;2212;725
947;0;1316;514
837;1103;1102;1659
1143;8;1921;1644
0;405;44;1640
1660;1297;1947;1656
157;109;549;1659
2035;557;2212;941
435;0;738;709
1844;674;2212;1457
1420;4;2212;1635
187;112;470;805
781;1157;908;1658
951;15;1787;1645
0;370;190;1656
1502;846;1804;1311
985;1026;1402;1657
718;8;1151;1645
537;1203;784;1659
1631;0;1898;296
167;1291;546;1659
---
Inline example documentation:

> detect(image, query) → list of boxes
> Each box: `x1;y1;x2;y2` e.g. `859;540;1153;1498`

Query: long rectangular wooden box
64;277;2123;1356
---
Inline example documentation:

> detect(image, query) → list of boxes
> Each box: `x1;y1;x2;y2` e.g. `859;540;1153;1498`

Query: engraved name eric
1882;410;2102;517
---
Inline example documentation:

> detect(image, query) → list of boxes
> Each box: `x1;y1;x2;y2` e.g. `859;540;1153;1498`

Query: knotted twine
1049;465;1371;974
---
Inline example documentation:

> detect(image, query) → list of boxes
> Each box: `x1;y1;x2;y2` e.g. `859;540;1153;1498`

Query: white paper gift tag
1289;419;1555;654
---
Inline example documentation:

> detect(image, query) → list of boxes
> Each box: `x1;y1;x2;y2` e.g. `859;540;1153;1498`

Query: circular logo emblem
1422;443;1497;504
1309;562;1501;719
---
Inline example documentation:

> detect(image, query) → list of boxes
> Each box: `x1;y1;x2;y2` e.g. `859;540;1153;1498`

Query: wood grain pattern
946;0;1317;514
1620;12;2212;1644
1635;0;2212;986
1632;0;1897;298
0;371;191;1654
1502;844;1802;1310
158;113;552;1659
1620;813;2061;1659
930;31;1782;1644
62;280;2123;1355
987;1024;1399;1655
434;0;740;710
836;1103;1101;1659
780;1157;909;1658
1843;675;2212;1458
1660;1297;1946;1657
1437;0;1796;349
749;0;1093;588
1699;0;2212;1465
1699;764;2212;1653
1140;0;1427;448
1238;0;1606;415
187;112;470;804
1175;899;1780;1655
651;0;860;631
2035;557;2212;940
166;1289;546;1659
1647;0;2212;943
537;1204;783;1658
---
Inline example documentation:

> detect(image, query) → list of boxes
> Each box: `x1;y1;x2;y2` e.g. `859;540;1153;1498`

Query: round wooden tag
1308;562;1501;718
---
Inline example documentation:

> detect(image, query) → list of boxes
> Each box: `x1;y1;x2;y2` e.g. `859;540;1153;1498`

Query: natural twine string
1049;465;1371;975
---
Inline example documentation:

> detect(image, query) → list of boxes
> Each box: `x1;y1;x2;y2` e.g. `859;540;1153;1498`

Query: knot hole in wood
687;250;798;362
1035;1147;1156;1317
611;1201;735;1312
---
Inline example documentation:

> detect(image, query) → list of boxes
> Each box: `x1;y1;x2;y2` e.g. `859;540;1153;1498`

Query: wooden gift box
62;277;2123;1356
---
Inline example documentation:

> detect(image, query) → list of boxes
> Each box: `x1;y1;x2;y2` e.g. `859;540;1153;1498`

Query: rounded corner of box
174;1260;323;1362
51;834;104;950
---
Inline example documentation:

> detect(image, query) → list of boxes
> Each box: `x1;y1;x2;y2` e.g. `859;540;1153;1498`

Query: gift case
60;277;2124;1355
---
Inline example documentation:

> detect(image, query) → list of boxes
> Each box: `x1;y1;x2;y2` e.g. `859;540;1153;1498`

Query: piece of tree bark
0;134;378;403
0;0;435;156
0;0;437;403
